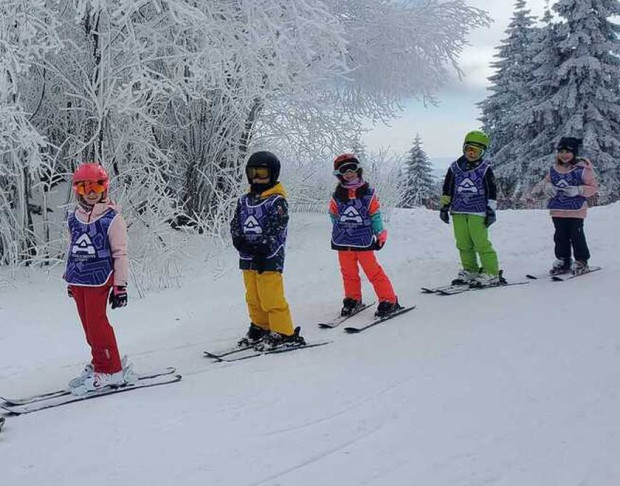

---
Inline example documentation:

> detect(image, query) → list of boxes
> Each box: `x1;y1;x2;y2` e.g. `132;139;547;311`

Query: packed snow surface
1;205;619;485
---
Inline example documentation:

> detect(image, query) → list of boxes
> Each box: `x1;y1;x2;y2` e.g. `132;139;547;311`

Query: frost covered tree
0;1;59;266
0;0;490;285
402;134;436;208
541;0;620;200
511;5;564;192
478;0;537;196
486;0;620;203
491;3;562;200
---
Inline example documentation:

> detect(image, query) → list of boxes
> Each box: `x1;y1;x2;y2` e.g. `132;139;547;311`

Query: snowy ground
1;205;619;486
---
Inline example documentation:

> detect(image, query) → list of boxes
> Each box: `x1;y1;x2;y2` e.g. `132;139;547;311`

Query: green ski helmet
463;130;490;150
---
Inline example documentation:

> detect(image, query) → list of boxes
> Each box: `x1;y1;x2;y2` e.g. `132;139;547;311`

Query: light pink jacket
70;200;129;286
532;158;598;219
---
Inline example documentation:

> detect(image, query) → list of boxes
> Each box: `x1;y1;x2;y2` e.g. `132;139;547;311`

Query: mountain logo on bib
72;234;96;255
457;177;478;194
555;179;570;189
340;206;363;224
243;215;263;234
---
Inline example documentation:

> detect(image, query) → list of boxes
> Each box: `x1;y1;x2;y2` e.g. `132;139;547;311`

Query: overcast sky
363;0;549;167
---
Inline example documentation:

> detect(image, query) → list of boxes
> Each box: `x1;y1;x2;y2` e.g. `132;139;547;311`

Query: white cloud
364;0;549;161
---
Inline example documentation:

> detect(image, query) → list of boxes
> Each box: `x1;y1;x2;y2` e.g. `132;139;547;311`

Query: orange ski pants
338;250;396;303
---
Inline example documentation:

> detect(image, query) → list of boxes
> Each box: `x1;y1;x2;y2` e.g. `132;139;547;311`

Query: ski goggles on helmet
73;180;108;195
246;167;271;179
333;162;360;176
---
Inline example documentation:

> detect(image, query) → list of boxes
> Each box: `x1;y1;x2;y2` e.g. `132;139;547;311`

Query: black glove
484;206;496;227
439;206;450;224
251;241;271;274
67;286;73;298
232;237;253;254
109;286;128;309
252;254;267;274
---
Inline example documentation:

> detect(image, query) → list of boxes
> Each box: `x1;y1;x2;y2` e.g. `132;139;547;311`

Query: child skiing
535;137;598;275
439;130;502;287
329;153;401;318
231;151;305;348
64;163;135;395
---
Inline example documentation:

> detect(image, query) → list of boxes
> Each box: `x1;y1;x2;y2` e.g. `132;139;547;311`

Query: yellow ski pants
242;270;294;335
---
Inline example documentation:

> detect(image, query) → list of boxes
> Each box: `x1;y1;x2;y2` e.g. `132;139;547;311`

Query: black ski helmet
557;137;581;155
246;151;281;184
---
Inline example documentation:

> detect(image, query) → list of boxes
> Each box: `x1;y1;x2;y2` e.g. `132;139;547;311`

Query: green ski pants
452;213;499;275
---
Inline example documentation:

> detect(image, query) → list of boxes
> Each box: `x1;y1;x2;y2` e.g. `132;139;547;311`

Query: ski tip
525;274;538;280
343;327;361;334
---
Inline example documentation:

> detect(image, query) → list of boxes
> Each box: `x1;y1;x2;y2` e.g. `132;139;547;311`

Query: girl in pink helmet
64;163;135;395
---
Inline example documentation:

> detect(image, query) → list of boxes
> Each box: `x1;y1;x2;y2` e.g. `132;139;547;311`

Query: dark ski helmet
557;137;581;155
246;151;281;184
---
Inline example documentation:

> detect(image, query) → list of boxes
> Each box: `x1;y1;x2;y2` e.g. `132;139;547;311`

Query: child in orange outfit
329;154;401;318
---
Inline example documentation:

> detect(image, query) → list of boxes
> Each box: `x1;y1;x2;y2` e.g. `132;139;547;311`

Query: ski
551;266;601;282
0;367;177;407
421;284;469;294
203;344;256;360
436;281;529;296
0;373;182;415
526;266;602;281
317;302;375;328
206;341;331;362
343;305;416;333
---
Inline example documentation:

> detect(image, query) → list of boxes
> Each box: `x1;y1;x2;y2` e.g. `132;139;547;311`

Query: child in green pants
439;130;502;287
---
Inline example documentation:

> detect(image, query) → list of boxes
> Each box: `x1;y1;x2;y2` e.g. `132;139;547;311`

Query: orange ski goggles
247;167;270;179
73;180;108;195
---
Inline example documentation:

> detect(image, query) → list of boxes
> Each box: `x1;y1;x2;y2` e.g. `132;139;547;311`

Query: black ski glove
67;286;73;299
109;286;128;309
252;241;270;275
484;206;496;227
439;206;450;224
232;237;253;254
252;254;266;274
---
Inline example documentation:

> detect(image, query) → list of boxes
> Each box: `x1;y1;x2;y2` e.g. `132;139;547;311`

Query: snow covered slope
1;205;619;485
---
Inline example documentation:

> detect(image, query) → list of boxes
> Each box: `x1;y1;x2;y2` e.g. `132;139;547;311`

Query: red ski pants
69;281;123;374
338;250;396;303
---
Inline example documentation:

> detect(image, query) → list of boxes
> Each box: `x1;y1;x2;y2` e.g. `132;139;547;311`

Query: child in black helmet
230;151;305;348
533;137;598;275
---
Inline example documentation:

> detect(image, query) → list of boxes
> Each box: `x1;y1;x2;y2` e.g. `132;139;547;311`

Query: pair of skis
204;341;331;362
526;265;602;282
421;281;528;296
0;367;181;415
423;266;602;296
317;302;416;333
203;303;417;362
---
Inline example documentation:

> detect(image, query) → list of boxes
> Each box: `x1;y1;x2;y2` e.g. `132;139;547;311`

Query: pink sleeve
108;214;129;286
581;166;598;198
